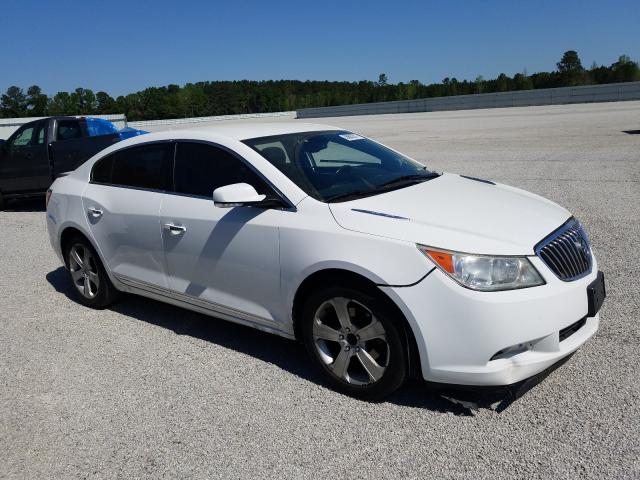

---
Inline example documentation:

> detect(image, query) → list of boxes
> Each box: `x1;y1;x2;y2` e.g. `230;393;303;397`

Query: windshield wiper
326;172;439;203
325;189;376;203
378;172;440;189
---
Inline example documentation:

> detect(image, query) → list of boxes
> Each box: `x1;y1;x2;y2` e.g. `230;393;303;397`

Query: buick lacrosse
46;123;605;399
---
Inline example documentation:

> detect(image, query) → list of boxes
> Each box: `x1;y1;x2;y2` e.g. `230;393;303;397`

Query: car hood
328;173;571;255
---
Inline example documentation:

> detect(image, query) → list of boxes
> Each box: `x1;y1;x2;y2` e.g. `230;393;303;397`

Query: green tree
1;86;27;117
70;88;97;114
407;80;421;99
557;50;584;86
514;72;534;90
496;73;510;92
48;92;75;115
96;91;116;114
377;73;388;86
611;55;640;82
26;85;48;116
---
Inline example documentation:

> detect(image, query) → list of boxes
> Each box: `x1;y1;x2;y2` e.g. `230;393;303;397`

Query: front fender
280;218;435;322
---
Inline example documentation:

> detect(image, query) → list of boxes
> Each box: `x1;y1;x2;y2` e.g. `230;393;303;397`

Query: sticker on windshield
339;133;364;141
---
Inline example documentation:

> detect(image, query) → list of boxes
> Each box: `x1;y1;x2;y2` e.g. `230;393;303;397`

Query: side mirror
213;183;266;208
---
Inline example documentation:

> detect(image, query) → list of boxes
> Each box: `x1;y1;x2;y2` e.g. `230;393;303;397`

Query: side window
109;143;171;190
35;122;46;145
91;154;114;184
10;126;35;147
173;142;270;198
56;120;83;141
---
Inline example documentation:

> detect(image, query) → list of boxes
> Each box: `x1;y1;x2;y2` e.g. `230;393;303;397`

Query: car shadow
45;266;557;415
2;196;46;212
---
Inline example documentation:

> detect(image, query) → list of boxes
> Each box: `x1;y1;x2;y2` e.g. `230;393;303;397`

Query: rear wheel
301;286;407;400
64;237;119;308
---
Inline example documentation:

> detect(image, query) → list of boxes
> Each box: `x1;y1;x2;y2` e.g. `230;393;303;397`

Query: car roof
212;122;342;140
77;122;347;169
121;122;343;144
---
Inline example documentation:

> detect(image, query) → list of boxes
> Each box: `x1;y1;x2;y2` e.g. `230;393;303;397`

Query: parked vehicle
45;124;605;399
0;116;146;209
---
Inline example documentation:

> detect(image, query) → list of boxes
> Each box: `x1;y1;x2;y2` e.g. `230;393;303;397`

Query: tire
301;285;407;400
64;236;120;309
0;192;4;211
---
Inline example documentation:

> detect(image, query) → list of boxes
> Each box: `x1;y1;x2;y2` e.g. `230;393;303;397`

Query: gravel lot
1;101;639;479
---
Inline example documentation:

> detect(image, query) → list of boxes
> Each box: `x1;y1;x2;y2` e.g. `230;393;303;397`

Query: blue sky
1;0;638;96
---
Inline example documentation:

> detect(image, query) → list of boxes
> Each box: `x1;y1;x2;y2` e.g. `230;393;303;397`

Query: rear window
56;120;83;141
92;143;171;190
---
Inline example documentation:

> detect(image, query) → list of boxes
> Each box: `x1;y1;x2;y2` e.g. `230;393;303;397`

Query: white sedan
46;123;605;399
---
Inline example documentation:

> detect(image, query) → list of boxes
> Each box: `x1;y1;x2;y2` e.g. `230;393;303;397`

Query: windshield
243;130;439;202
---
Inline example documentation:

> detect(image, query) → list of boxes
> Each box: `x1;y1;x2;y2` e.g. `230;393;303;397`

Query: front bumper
381;255;601;386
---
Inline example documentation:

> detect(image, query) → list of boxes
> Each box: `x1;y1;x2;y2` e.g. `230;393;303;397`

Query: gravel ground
1;101;639;479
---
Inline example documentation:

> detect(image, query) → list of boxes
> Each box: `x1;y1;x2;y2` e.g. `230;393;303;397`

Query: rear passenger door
160;141;284;327
82;142;173;288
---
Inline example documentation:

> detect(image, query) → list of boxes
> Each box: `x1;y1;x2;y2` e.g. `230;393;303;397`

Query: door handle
163;223;187;235
88;207;103;218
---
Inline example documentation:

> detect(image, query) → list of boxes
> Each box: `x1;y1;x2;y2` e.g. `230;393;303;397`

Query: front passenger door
0;122;49;193
160;141;284;326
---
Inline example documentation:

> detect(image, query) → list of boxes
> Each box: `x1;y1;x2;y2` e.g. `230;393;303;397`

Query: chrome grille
535;219;592;281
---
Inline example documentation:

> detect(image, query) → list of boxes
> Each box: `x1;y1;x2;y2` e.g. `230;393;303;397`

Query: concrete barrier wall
297;81;640;118
0;114;127;139
128;111;295;129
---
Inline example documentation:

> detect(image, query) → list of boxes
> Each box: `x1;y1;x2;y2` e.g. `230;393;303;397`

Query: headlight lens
418;245;544;291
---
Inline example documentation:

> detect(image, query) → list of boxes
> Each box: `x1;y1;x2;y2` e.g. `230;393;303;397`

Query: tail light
45;189;52;208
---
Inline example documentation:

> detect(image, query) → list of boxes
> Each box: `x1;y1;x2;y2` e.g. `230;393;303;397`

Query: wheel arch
59;225;102;268
291;268;423;379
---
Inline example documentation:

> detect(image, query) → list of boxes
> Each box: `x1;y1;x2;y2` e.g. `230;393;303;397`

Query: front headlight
417;245;545;291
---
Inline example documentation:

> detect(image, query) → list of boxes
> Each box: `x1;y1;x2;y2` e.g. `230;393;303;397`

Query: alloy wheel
312;297;389;386
68;244;100;299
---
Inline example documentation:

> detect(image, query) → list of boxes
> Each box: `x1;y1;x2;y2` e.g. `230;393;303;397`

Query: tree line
1;51;638;122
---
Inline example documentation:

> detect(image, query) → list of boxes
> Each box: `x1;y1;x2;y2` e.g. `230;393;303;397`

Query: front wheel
301;286;407;400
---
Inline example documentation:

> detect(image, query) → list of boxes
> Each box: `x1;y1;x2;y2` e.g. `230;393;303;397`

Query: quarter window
173;142;270;198
35;122;46;145
91;155;114;184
